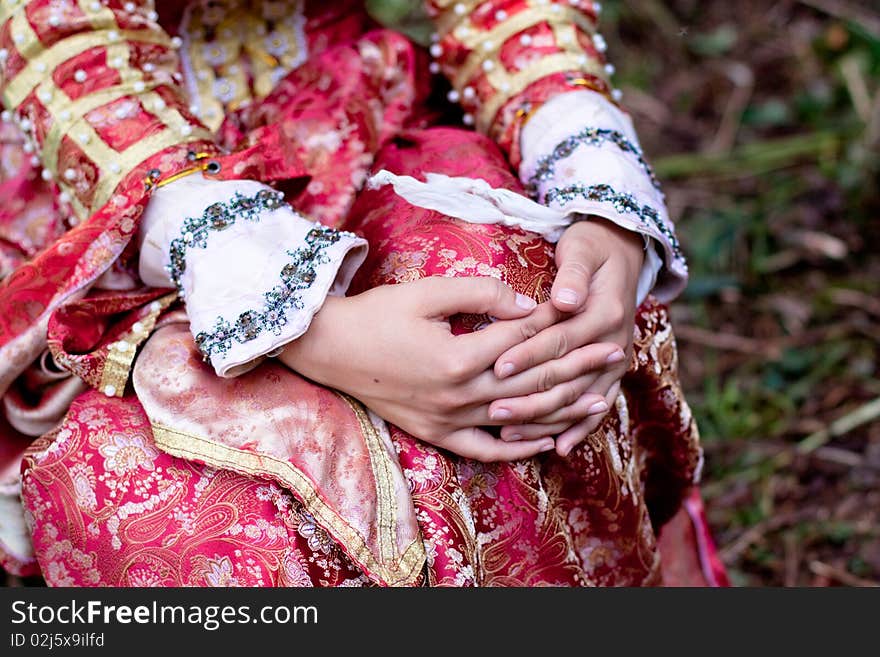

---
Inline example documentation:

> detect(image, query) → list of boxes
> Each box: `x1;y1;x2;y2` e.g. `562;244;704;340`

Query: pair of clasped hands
282;220;645;462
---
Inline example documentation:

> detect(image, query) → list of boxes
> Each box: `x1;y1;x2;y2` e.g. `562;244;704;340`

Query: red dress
0;0;725;586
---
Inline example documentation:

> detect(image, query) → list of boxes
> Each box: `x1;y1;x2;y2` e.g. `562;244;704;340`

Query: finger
550;225;606;312
455;302;563;373
504;390;611;428
467;342;623;407
488;376;606;423
583;367;626;407
500;422;572;441
440;427;555;463
494;313;627;379
555;381;622;457
418;276;537;320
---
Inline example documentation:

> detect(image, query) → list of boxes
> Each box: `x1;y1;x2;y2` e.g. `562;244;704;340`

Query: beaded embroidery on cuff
193;225;345;360
166;188;285;291
546;183;683;260
526;127;662;199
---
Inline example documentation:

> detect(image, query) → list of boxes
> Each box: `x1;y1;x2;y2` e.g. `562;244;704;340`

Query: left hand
490;218;646;457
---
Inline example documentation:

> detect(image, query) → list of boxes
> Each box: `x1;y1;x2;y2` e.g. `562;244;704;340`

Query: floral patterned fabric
2;0;718;586
22;127;705;587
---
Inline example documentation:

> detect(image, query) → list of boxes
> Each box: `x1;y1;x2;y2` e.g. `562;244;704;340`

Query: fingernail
588;401;609;415
508;433;522;442
490;408;512;421
540;442;555;453
606;350;625;364
515;293;537;310
498;362;516;378
555;288;579;306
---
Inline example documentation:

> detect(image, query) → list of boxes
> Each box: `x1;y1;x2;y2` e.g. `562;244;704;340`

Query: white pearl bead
109;162;122;173
59;191;72;203
107;30;120;42
429;62;440;74
22;142;33;153
68;216;79;226
154;99;166;111
41;169;53;181
180;124;193;136
143;63;155;72
13;33;25;44
593;34;607;52
482;40;494;51
605;63;616;75
74;69;87;82
1;110;12;122
429;43;442;58
124;2;135;12
447;89;460;103
19;118;32;131
133;80;145;93
132;322;145;334
462;113;474;126
495;10;508;21
594;2;603;13
103;385;117;397
115;341;130;353
481;59;494;72
170;36;183;49
147;11;158;21
453;3;466;15
64;168;77;181
59;110;72;121
519;34;532;46
149;301;161;313
462;86;475;100
612;88;623;101
48;15;61;27
35;62;47;72
0;49;8;61
90;1;101;12
30;156;40;167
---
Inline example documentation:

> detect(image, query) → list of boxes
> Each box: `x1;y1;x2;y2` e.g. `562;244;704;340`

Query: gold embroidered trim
3;29;172;109
179;1;307;132
339;394;400;564
150;415;426;586
452;5;597;89
99;292;177;398
478;52;606;132
433;0;483;37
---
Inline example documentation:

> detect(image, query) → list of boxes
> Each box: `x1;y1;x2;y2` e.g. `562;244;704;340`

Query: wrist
570;218;645;269
279;295;348;383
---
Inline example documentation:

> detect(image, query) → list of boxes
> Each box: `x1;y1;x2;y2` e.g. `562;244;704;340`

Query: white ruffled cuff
520;90;687;302
138;176;367;377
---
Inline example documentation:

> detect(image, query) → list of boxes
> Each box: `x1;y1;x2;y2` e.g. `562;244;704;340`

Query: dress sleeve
0;2;368;381
423;0;687;301
138;175;367;378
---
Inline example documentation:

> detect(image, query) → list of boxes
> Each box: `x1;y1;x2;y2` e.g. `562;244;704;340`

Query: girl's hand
281;276;622;462
491;219;646;457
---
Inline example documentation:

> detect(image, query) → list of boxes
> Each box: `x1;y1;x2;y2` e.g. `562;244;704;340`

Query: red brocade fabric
1;1;723;586
20;127;706;586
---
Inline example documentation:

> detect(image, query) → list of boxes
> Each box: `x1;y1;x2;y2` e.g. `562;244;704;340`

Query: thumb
551;230;605;312
418;276;537;320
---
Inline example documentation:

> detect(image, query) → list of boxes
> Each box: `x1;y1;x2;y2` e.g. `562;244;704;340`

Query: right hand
280;276;621;462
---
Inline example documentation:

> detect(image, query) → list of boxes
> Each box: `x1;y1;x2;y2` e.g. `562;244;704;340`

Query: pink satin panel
132;322;423;586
